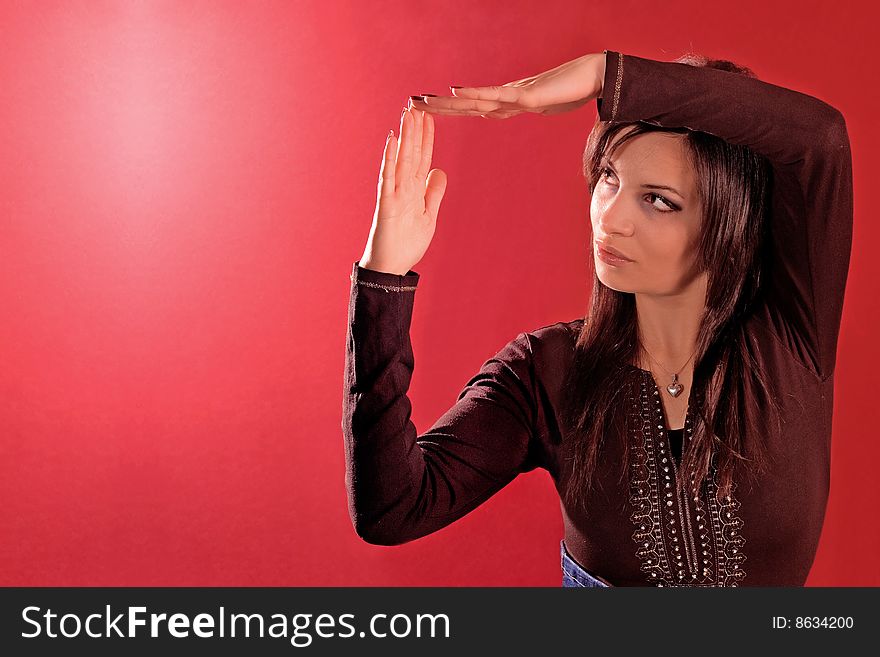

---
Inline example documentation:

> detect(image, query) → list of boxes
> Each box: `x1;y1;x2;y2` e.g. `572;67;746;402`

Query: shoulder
525;318;583;341
520;318;583;359
487;319;583;369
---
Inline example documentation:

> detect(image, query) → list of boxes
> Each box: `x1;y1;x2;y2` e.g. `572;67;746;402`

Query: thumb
424;169;447;219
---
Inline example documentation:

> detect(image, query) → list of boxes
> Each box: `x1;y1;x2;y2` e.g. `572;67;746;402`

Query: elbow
818;105;850;151
351;514;411;547
796;104;850;167
355;530;406;547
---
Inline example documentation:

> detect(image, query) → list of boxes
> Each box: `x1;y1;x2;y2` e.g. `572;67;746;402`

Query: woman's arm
343;262;540;545
599;50;853;381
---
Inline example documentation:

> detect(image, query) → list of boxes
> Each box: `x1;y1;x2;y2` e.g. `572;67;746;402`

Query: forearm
597;49;844;163
343;263;539;544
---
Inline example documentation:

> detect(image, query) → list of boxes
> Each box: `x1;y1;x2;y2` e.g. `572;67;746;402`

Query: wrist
358;259;408;276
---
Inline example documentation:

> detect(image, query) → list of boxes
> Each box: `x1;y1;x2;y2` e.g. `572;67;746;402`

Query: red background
0;1;876;586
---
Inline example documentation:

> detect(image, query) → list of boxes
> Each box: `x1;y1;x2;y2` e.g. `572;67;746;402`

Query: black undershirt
668;428;684;464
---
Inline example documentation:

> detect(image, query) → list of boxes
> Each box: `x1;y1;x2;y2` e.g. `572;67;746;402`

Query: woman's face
590;127;704;296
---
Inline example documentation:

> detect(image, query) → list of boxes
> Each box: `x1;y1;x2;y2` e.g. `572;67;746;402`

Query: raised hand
411;52;606;119
359;106;448;276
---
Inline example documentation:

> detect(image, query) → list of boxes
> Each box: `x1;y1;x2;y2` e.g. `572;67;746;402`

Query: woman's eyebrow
601;156;686;200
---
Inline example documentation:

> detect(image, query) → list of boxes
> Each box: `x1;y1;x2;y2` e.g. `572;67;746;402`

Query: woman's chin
596;266;635;293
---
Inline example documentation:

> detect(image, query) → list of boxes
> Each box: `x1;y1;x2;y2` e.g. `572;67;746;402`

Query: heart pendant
666;382;684;398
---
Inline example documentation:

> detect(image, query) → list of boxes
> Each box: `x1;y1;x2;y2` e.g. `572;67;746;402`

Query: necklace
638;340;698;399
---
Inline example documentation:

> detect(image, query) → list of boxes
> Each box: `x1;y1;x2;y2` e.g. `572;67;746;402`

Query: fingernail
409;95;425;102
419;93;437;97
450;86;463;89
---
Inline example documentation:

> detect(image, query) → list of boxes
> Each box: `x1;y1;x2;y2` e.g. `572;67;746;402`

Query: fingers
381;107;433;198
450;84;527;104
413;106;487;116
411;94;533;118
393;105;431;190
411;105;423;181
421;106;524;120
394;107;411;192
481;110;519;119
382;109;408;196
416;110;433;182
424;168;447;220
405;107;414;183
411;94;509;114
380;128;396;197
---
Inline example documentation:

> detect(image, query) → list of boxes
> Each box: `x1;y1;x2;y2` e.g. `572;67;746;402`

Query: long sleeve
342;261;540;545
599;50;853;380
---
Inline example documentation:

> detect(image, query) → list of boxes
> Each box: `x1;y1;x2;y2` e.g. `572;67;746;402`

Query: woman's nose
595;197;634;237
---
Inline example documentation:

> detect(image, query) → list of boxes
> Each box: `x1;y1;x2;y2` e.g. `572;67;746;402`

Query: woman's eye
647;193;676;212
598;167;678;213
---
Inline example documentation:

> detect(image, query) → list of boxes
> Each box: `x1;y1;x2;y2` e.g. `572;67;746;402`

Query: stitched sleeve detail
351;276;417;293
597;50;623;122
610;51;623;120
349;260;420;293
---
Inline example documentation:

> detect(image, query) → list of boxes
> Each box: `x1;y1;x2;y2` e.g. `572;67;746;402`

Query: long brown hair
559;52;783;511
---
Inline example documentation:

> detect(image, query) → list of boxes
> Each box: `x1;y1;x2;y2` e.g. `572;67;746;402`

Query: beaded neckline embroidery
626;368;747;587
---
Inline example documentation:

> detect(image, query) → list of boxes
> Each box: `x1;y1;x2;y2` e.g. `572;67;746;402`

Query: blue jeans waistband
560;539;612;587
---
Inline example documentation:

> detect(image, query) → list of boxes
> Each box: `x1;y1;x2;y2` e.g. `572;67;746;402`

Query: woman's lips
595;242;633;266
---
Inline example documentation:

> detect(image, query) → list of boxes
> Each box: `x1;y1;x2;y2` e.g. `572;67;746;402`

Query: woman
342;50;853;587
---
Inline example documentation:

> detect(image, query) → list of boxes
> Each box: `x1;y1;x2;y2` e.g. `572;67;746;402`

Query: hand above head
410;52;607;119
357;52;607;277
